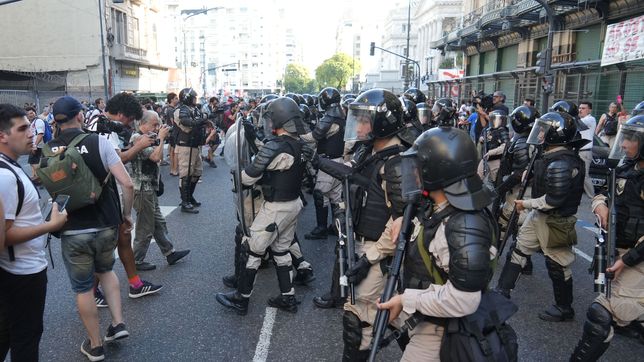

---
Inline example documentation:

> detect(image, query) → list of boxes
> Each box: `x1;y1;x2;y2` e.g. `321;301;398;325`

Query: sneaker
167;250;190;265
105;322;129;342
135;261;157;271
129;280;163;299
94;288;108;308
80;339;104;361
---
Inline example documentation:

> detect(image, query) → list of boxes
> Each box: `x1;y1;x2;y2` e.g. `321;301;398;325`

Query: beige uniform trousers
596;248;644;327
314;157;343;207
500;185;531;229
176;145;203;179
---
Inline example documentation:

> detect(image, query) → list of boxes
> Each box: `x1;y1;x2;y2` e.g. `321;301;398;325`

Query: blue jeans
61;227;118;293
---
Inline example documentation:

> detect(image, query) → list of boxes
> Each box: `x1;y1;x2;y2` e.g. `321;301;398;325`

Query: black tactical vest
261;137;304;202
176;105;205;147
615;162;644;249
485;127;509;156
317;116;345;158
531;149;585;217
47;128;122;231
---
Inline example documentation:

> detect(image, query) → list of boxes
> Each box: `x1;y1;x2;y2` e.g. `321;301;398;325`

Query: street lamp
370;42;420;89
182;7;223;88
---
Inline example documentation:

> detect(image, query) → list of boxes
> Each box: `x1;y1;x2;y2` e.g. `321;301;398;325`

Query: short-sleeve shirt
30;118;46;148
580;115;596;151
129;132;159;192
0;159;47;275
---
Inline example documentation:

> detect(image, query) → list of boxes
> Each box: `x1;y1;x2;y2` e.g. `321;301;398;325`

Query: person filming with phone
0;103;67;361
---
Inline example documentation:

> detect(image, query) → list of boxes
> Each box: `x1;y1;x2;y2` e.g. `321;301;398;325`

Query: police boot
313;260;346;308
540;257;574;322
180;178;198;214
267;265;297;313
570;303;613;361
189;179;201;207
216;268;256;316
293;267;315;286
305;205;328;240
223;229;244;288
495;261;522;299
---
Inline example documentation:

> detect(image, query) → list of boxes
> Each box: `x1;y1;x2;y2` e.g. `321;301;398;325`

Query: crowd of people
0;85;642;361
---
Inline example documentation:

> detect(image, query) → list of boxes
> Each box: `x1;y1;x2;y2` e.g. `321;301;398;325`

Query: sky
187;0;399;74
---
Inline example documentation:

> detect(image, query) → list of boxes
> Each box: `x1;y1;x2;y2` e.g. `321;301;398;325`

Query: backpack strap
0;159;25;262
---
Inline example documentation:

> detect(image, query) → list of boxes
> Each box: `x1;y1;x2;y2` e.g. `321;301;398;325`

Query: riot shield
224;115;255;236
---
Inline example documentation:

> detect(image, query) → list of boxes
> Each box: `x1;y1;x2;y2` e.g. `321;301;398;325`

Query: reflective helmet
632;101;644;116
403;88;427;104
318;87;341;111
432;98;456;126
488;109;508;129
401;127;493;210
341;96;355;113
179;88;198;106
302;94;315;108
527;111;579;146
417;103;432;127
342;94;357;102
509;105;540;134
344;88;404;142
400;97;418;126
550;100;579;119
299;104;311;125
263;97;306;135
285;93;304;105
260;94;279;104
311;95;319;106
609;115;644;161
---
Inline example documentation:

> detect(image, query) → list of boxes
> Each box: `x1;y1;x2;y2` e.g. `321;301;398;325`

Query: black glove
345;255;372;285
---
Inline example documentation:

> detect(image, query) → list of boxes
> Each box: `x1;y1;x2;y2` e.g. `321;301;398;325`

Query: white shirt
0;158;47;275
30;118;46;148
580;114;596;150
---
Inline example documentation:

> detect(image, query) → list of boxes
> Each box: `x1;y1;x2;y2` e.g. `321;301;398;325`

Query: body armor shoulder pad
312;114;335;141
511;139;530;171
545;159;576;208
245;137;284;178
444;211;494;292
384;155;405;218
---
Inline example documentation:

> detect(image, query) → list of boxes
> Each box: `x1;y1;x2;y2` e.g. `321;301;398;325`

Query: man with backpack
26;106;51;182
44;96;136;361
0;103;68;361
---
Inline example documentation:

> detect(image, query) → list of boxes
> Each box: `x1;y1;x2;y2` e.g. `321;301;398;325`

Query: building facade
0;0;173;107
429;0;644;113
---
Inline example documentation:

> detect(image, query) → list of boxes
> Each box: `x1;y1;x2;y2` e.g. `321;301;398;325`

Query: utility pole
404;0;412;90
98;0;109;99
534;0;558;114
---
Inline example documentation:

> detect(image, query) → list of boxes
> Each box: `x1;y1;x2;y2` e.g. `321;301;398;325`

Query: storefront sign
601;15;644;66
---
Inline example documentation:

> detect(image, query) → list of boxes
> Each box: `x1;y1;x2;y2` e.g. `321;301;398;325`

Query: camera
92;115;131;142
472;92;494;112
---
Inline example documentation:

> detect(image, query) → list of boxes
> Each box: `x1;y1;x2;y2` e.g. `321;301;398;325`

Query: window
112;9;127;45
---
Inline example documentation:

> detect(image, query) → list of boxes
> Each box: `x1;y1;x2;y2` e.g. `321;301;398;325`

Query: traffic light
370;42;375;56
535;50;547;75
541;74;554;94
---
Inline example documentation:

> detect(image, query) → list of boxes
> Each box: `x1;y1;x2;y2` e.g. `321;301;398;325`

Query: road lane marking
573;247;593;262
253;307;277;362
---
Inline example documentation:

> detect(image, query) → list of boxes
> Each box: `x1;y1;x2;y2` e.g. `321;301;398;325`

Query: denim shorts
60;227;118;293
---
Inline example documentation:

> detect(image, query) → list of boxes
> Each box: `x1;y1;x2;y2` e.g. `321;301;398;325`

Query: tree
284;63;316;94
315;53;360;90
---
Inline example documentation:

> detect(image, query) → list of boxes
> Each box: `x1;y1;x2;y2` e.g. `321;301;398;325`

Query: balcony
111;43;149;65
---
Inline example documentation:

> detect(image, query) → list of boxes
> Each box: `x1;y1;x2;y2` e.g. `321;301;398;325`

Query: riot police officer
494;105;540;274
496;111;587;322
378;126;497;361
398;97;422;147
402;87;427;105
477;109;510;186
175;88;207;214
416;102;432;131
313;88;407;360
302;87;346;240
570;115;644;361
431;98;457;127
216;97;308;315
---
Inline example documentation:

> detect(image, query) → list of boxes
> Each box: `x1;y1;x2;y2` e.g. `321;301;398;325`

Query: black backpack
603;113;618;136
0;159;26;261
440;290;519;362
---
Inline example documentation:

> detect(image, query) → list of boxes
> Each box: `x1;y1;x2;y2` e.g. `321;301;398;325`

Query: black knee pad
585;303;613;341
545;256;565;281
313;189;324;208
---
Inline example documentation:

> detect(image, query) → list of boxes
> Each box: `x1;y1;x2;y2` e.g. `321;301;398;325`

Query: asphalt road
11;150;644;362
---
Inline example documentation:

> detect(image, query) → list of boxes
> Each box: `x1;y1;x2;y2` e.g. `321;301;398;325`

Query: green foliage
284;63;317;94
315;53;360;90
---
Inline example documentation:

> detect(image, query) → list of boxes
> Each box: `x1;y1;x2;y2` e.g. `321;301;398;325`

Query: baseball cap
52;96;83;123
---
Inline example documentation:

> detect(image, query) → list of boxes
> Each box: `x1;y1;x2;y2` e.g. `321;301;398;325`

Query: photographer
130;111;190;271
492;90;510;114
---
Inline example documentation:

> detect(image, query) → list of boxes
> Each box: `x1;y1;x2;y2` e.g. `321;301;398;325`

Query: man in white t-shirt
579;101;597;198
26;107;46;180
0;103;67;361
